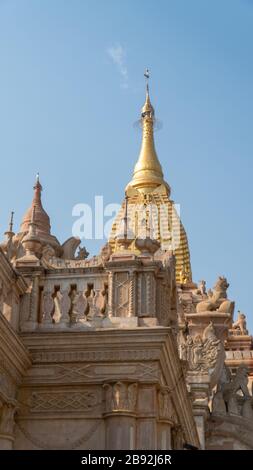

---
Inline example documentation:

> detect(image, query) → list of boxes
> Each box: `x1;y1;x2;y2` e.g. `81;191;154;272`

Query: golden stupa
109;81;192;284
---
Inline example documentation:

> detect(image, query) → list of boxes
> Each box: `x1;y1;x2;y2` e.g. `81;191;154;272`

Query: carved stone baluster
94;286;108;318
41;290;54;325
86;289;97;320
58;289;71;326
70;290;87;324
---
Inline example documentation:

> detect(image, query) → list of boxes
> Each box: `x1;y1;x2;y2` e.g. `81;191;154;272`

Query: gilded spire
127;71;169;194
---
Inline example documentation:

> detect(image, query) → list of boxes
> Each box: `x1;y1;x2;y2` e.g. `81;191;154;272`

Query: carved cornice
29;349;161;365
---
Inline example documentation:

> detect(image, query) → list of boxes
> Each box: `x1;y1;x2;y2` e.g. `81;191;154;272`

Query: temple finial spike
34;172;41;189
144;68;150;96
126;70;168;193
144;68;150;81
9;211;14;233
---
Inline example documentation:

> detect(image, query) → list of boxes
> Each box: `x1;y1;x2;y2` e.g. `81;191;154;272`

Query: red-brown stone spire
20;174;51;235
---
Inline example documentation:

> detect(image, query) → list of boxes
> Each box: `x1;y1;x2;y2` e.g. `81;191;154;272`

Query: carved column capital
103;381;138;415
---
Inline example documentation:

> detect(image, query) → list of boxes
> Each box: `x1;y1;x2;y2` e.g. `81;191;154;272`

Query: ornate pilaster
157;387;173;449
103;381;138;450
0;399;17;450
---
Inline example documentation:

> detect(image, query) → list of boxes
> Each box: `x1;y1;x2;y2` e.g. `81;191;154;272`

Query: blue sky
0;0;252;329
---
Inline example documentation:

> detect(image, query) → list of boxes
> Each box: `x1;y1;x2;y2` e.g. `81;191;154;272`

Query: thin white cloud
107;44;128;89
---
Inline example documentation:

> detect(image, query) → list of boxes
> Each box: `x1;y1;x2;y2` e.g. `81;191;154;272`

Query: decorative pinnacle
141;69;155;118
4;211;15;239
9;211;14;233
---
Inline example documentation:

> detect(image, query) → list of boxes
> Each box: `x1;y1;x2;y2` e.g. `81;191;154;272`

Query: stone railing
16;252;177;332
20;272;109;331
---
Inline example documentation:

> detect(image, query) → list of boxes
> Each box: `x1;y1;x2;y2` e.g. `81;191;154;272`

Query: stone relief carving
25;390;100;412
158;389;173;420
196;276;234;314
156;279;166;323
178;293;195;315
179;322;221;373
31;348;160;364
114;272;129;317
103;382;138;413
21;362;159;386
212;365;253;419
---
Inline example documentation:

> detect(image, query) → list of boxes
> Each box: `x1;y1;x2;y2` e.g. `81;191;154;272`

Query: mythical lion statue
232;311;248;335
212;364;252;418
196;276;234;314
